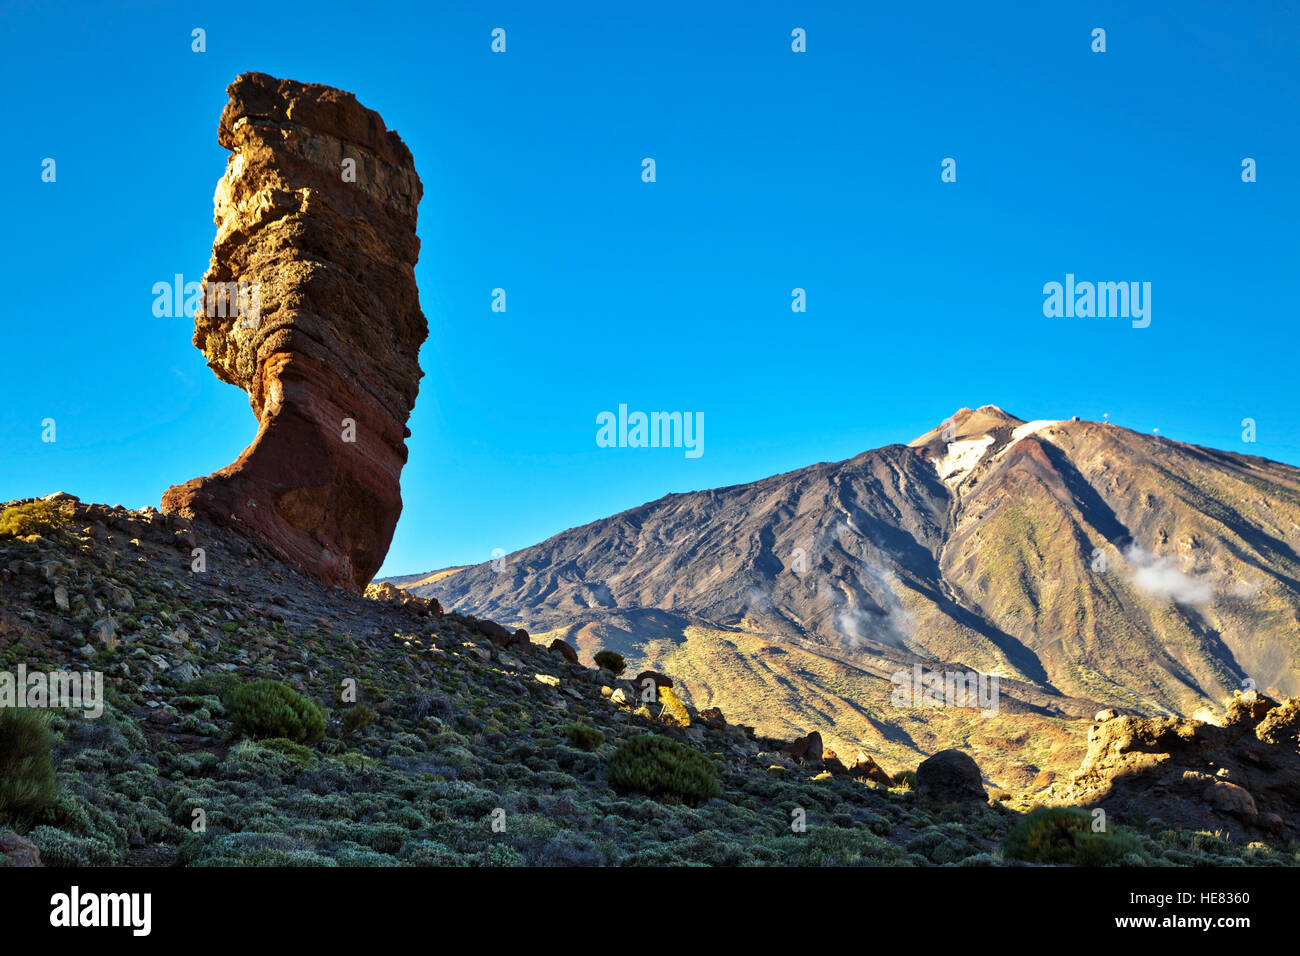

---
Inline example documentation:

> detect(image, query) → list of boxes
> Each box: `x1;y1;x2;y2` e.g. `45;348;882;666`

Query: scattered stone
106;584;134;609
172;661;198;683
52;585;69;611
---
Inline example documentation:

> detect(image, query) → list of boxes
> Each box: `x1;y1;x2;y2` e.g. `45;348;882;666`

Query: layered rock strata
162;72;427;591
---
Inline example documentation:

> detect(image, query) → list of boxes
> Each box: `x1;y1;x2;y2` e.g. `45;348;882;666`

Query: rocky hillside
404;407;1300;783
1;493;1295;867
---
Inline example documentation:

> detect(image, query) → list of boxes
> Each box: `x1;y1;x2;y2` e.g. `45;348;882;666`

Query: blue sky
2;0;1297;577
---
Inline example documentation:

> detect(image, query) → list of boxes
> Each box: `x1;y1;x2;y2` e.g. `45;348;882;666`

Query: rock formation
1050;692;1300;841
784;730;824;764
162;73;427;591
915;749;987;804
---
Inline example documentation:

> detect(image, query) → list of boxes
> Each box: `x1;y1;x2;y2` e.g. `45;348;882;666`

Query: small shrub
1002;806;1141;865
593;651;626;675
182;672;243;704
608;735;721;805
0;707;59;826
257;737;315;765
341;704;376;738
227;680;325;745
0;501;69;539
657;686;691;727
565;722;604;752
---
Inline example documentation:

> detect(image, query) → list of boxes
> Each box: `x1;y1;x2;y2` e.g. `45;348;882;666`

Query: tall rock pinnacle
162;73;427;591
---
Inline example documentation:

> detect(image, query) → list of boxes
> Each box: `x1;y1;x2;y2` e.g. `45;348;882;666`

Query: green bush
227;680;325;745
1002;806;1141;866
608;734;721;805
341;704;376;738
565;722;604;751
181;672;243;704
257;737;316;765
0;501;68;539
0;707;59;826
593;651;626;675
657;686;691;727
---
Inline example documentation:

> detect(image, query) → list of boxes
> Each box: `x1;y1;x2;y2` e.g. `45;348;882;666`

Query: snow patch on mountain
934;436;995;486
1011;419;1064;443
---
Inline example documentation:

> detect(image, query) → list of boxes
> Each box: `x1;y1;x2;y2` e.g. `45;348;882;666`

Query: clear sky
2;0;1297;577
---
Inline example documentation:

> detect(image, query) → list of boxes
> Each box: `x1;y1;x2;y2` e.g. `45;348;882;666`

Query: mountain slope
400;407;1300;785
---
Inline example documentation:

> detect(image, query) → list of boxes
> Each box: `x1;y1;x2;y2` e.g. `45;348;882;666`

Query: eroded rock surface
1050;692;1300;842
162;72;426;591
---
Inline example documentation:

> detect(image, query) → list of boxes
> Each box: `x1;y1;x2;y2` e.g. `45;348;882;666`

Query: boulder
697;706;727;731
1255;697;1300;747
916;749;987;804
821;749;849;775
1202;781;1258;823
548;639;579;664
0;832;41;867
634;670;674;692
161;72;428;592
848;752;895;786
784;731;823;764
471;618;513;647
363;582;442;615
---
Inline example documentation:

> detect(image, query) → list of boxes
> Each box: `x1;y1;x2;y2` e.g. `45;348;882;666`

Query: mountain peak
908;405;1026;449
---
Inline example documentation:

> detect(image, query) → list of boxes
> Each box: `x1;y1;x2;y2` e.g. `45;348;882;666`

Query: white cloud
1124;544;1213;606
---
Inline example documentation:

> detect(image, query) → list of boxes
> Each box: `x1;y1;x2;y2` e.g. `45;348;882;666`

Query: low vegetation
1;497;1294;867
1002;806;1141;865
227;680;326;745
0;707;59;827
608;734;721;805
565;722;604;752
0;500;69;539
